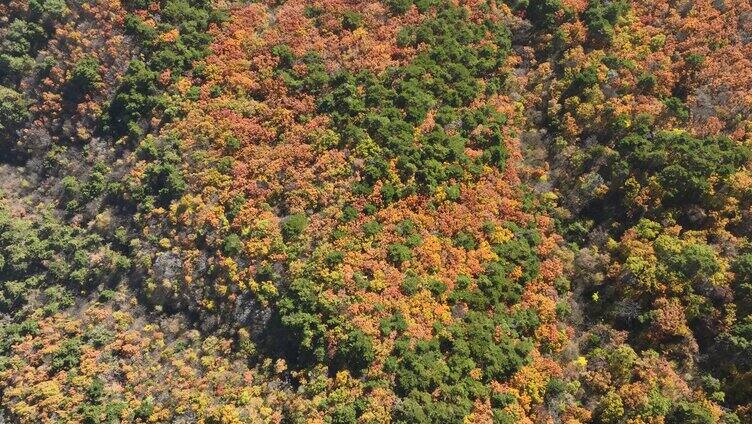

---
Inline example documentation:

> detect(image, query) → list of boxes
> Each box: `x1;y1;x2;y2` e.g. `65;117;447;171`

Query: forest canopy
1;0;752;423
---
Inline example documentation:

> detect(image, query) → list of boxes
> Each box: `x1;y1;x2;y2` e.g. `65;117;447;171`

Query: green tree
666;401;714;424
69;56;102;93
282;214;308;240
0;85;29;142
335;329;375;376
526;0;562;29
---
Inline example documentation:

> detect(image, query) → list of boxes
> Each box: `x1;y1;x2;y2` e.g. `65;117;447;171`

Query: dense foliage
1;0;752;422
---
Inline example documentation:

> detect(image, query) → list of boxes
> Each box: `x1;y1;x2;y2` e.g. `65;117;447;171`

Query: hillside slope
1;0;751;423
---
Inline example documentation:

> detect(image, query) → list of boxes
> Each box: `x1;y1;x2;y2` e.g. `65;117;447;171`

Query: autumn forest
0;0;751;422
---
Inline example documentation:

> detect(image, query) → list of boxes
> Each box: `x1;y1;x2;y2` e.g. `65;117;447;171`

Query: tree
387;243;412;266
282;214;308;240
335;329;375;376
666;401;714;424
526;0;562;29
0;85;29;143
69;56;102;94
